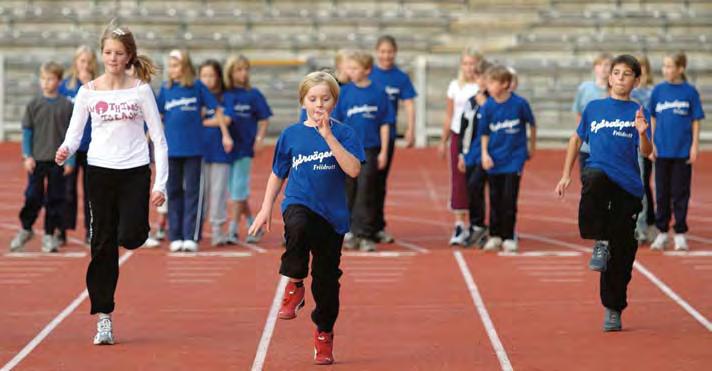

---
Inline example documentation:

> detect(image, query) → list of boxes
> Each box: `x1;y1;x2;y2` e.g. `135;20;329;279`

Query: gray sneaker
603;308;622;332
93;317;115;345
466;226;488;248
211;226;227;247
10;229;33;252
245;227;264;244
343;232;359;250
589;241;610;272
375;230;395;244
41;235;59;253
358;239;377;252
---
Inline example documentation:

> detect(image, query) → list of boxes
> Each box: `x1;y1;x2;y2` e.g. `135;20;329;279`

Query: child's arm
636;106;652;157
22;127;35;173
689;120;700;164
403;98;416;148
377;123;389;170
529;125;537;159
254;119;269;153
480;135;493;170
56;89;89;165
438;97;454;158
317;115;361;178
555;133;583;198
248;172;285;235
649;116;657;160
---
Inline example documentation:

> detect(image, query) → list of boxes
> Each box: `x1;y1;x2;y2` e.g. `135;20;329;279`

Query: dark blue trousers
19;161;65;235
167;156;203;242
655;158;691;234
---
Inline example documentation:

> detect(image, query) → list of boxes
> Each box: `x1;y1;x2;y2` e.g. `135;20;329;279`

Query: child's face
167;57;183;81
346;59;370;83
662;57;684;82
303;83;336;122
76;52;92;76
376;42;396;69
639;64;649;86
486;77;509;98
102;39;130;75
231;64;249;87
40;71;61;95
594;59;612;81
461;55;478;81
199;66;219;91
608;63;639;97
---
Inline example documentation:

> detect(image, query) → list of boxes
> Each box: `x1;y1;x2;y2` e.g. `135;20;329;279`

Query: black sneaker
603;308;622;332
465;226;488;248
56;229;67;246
589;241;610;272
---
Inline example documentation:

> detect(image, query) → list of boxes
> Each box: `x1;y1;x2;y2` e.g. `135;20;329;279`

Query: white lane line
347;266;408;271
353;279;401;283
539;279;584;283
692;266;712;270
237;242;268;253
167;272;224;277
687;234;712;245
350;272;404;277
1;251;134;371
526;272;585;277
0;280;32;285
168;279;215;284
0;267;57;272
498;251;582;257
393;240;430;254
664;250;712;257
453;251;513;371
167;251;253;258
251;275;288;371
166;266;232;271
343;251;417;258
4;252;87;258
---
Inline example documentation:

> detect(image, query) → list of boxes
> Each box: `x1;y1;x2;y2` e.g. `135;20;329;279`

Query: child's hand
649;144;657;161
437;140;447;159
63;165;74;176
150;191;166;207
314;112;332;139
555;176;571;199
55;146;69;165
249;208;271;234
482;152;494;170
688;145;698;164
404;127;415;148
23;157;36;173
635;106;649;135
457;155;466;173
253;138;264;156
377;151;388;170
222;135;234;153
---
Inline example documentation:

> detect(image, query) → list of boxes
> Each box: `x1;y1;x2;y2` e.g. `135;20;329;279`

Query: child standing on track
556;55;652;332
222;55;272;244
438;47;482;246
158;49;220;253
59;45;97;246
369;35;417;243
249;71;364;365
333;51;393;252
55;21;168;344
198;60;234;246
649;52;705;251
479;65;536;253
10;61;74;253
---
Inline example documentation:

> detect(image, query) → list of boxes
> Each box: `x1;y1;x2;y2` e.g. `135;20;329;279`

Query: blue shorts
229;157;252;201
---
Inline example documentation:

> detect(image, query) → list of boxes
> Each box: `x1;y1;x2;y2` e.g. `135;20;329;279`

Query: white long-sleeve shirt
60;82;168;195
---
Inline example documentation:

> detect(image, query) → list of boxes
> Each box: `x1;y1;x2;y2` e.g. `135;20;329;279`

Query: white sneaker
645;225;659;243
169;240;184;252
10;229;33;252
144;237;160;248
502;239;518;253
93;316;114;345
41;235;59;253
650;233;668;251
343;232;359;250
483;237;503;251
182;240;198;252
673;234;689;251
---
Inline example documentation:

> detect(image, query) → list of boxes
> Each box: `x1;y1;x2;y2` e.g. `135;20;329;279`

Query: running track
0;142;710;370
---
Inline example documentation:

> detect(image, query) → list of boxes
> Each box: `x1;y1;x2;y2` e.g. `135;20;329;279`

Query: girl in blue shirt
249;71;364;365
157;49;221;253
649;52;705;251
556;55;652;332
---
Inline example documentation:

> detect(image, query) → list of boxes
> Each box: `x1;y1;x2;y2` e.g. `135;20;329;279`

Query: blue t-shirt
158;80;219;157
59;78;92;152
478;93;536;174
223;87;272;159
272;121;366;234
369;65;417;139
202;94;233;164
576;97;650;198
332;82;394;149
650;81;705;159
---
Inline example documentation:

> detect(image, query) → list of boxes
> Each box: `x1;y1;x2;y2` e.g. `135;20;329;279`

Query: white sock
98;313;111;320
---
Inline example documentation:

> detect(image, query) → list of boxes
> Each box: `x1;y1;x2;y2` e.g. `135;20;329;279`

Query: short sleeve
446;80;458;100
271;132;291;179
222;92;234;118
690;86;705;121
522;99;536;127
253;89;273;120
156;85;166;115
576;106;589;142
338;125;366;164
198;81;219;110
380;92;395;126
649;86;659;118
400;73;417;100
572;83;584;113
22;101;33;129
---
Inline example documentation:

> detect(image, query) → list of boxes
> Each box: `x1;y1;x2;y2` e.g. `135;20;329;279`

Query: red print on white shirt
89;100;141;122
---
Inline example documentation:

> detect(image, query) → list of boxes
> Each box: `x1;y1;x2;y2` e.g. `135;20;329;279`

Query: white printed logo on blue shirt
165;97;198;111
292;150;336;171
655;100;690;116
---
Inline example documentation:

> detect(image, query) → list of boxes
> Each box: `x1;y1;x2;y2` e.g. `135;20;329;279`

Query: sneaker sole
278;298;305;320
313;348;334;365
603;326;622;332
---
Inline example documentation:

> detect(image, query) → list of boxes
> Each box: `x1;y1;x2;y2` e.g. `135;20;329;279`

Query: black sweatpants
655;158;691;234
280;204;344;333
466;164;488;228
375;137;396;232
63;150;90;234
19;161;65;235
579;168;642;312
86;165;150;314
488;173;521;240
346;148;380;240
641;157;655;226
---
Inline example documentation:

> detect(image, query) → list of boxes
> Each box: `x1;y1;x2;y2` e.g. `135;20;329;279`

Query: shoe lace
593;244;607;259
97;318;112;333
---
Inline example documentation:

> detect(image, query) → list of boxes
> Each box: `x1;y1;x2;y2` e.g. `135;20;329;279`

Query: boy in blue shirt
556;55;652;332
479;65;537;253
11;61;74;253
332;51;393;252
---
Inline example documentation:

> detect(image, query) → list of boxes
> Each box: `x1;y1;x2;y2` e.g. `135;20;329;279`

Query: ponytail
132;54;159;83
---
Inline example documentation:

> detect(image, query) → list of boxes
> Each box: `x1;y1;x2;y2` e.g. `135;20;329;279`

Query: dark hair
199;59;225;97
610;54;642;78
376;35;397;51
666;51;688;81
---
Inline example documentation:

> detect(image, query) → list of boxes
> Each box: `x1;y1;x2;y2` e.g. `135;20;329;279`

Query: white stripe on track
251;275;288;371
1;251;134;371
453;251;513;371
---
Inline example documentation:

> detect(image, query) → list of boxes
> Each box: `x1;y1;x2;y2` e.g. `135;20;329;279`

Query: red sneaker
277;281;305;320
313;329;334;365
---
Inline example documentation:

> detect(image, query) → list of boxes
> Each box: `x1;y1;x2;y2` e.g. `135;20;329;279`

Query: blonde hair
66;45;97;90
100;19;158;83
224;54;251;90
666;51;688;81
166;49;196;88
334;48;354;68
298;71;340;105
593;52;613;67
458;46;483;87
485;65;513;86
636;54;654;86
40;61;64;80
347;50;373;70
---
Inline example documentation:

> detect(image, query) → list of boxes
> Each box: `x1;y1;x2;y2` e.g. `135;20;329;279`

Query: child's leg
350;148;380;241
308;209;343;333
375;137;396;232
500;173;521;241
45;163;66;236
167;158;185;242
116;166;151;249
208;163;230;231
578;168;614;240
229;157;252;230
670;159;692;234
279;205;312;281
182;156;203;242
19;163;47;231
487;174;504;238
642;157;655;226
654;158;672;233
599;185;641;312
466;164;488;228
86;166;120;314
